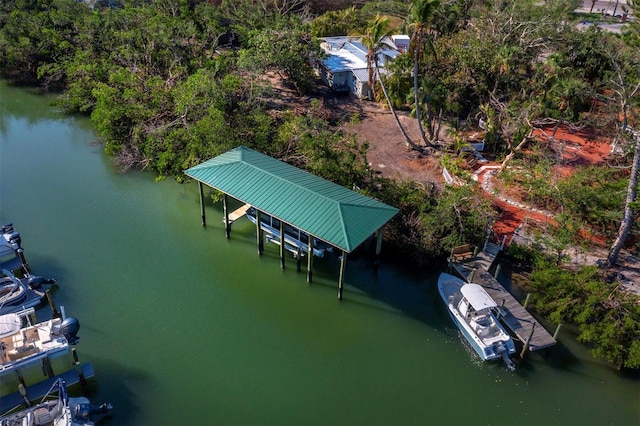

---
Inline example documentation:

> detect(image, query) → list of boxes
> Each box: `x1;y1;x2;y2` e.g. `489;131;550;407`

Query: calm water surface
0;82;638;425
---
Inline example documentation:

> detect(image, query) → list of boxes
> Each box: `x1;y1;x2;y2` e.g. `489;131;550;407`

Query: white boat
0;378;111;426
0;307;80;377
438;272;515;370
245;207;330;258
0;270;47;316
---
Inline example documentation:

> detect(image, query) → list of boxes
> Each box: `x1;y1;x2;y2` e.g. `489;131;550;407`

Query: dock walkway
450;244;556;352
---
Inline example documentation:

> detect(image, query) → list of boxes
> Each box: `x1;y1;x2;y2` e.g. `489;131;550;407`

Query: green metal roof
184;146;398;253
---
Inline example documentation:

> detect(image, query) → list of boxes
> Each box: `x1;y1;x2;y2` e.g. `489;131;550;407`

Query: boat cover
0;313;21;338
461;283;497;311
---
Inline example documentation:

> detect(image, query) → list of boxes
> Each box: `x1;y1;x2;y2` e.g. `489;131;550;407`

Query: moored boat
0;306;80;377
0;378;112;426
0;270;48;316
438;272;515;370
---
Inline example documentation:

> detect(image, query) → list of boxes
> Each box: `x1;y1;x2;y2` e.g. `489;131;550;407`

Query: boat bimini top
460;283;497;312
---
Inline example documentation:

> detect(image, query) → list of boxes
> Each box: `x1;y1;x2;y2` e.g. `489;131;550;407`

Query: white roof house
317;36;408;98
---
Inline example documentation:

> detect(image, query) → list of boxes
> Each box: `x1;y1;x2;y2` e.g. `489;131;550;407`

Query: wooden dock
450;245;556;353
226;203;251;224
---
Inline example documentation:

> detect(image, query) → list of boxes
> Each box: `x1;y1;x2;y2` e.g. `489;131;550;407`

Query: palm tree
408;0;440;147
607;1;640;265
608;131;639;266
359;14;422;151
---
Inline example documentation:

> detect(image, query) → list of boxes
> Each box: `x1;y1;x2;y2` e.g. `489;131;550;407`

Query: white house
316;36;408;99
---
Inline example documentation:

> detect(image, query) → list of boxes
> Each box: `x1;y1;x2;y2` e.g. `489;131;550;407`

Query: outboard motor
25;275;56;289
2;224;22;250
60;317;80;345
74;402;113;422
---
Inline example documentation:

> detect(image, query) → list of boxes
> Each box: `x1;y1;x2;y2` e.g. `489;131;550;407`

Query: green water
0;82;638;425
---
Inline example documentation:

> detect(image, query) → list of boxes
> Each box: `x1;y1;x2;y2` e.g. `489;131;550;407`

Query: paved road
577;0;630;16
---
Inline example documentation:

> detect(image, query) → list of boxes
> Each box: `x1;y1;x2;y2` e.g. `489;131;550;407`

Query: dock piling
338;251;347;300
279;221;285;270
17;248;30;276
468;268;476;283
520;322;536;359
523;293;531;309
553;323;563;340
307;236;314;283
18;383;30;407
256;210;264;255
41;358;54;378
45;289;60;319
494;263;502;279
198;182;206;227
223;194;230;238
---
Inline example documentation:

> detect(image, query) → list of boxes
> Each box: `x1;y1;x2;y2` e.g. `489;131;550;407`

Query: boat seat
7;343;36;360
33;406;57;424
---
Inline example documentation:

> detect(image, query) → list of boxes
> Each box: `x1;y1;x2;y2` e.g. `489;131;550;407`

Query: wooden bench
451;244;474;261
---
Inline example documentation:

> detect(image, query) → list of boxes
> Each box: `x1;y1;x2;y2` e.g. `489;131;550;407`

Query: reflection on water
1;81;638;425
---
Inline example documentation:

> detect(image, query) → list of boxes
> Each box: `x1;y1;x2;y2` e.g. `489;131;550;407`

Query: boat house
184;146;399;299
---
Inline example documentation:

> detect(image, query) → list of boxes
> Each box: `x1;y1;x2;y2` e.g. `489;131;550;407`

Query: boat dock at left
0;223;113;424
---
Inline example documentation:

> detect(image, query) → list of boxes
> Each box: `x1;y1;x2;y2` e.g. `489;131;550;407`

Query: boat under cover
438;272;515;370
245;207;330;258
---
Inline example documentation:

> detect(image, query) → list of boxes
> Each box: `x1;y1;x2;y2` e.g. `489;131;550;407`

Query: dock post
497;299;505;319
72;348;88;390
520;322;536;359
338;251;347;300
41;357;54;378
553;323;563;340
296;247;302;272
17;248;30;276
14;369;26;388
223;194;230;238
473;246;478;257
374;229;384;274
18;383;30;407
494;263;502;279
198;182;206;227
256;210;263;255
307;236;314;283
45;289;60;319
523;293;531;309
468;268;476;283
279;221;285;270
